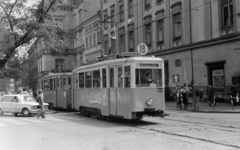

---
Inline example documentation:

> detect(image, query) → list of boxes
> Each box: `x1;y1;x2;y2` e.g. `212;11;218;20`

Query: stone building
28;0;240;101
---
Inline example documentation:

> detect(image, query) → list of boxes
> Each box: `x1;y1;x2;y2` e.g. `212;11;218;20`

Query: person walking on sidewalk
193;85;200;111
207;85;215;106
36;89;46;119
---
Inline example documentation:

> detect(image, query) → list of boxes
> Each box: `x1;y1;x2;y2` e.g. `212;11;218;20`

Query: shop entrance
205;61;226;102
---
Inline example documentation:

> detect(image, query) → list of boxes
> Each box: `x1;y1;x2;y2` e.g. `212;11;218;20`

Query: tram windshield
136;69;162;87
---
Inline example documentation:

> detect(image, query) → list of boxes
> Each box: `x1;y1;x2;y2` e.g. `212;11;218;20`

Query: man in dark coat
37;89;46;119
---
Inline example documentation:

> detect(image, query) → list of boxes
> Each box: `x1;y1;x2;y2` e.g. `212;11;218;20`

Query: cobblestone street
1;111;240;150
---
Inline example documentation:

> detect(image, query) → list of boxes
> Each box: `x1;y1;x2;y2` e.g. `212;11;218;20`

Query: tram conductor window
136;69;160;87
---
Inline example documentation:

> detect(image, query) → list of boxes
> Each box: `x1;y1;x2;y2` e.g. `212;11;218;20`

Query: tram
42;73;72;109
72;56;165;120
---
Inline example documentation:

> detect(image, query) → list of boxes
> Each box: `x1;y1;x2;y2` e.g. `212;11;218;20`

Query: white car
0;94;48;117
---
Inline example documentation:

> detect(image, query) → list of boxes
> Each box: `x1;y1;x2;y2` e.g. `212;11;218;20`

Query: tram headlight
146;98;153;106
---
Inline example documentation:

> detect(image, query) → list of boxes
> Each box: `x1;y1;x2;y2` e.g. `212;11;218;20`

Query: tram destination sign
139;63;159;67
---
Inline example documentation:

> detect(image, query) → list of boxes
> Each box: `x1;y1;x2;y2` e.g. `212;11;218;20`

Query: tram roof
43;72;72;79
73;56;163;72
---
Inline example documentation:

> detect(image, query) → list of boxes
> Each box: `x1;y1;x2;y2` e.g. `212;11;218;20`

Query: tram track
104;116;240;149
127;120;240;149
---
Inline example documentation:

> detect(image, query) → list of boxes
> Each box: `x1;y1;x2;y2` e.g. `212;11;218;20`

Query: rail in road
76;112;240;149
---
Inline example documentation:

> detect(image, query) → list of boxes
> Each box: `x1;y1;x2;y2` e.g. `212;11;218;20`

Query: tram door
109;66;122;116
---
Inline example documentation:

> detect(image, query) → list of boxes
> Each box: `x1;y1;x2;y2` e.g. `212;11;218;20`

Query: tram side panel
116;88;133;119
44;90;57;109
74;88;109;116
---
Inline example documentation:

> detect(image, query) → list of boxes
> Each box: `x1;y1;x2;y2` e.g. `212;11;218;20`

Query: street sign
173;74;180;83
137;43;148;55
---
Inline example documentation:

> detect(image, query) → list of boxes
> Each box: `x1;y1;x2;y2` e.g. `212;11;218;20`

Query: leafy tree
0;0;73;71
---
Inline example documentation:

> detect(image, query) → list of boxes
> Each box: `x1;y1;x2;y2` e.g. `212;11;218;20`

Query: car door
10;96;20;113
0;96;11;112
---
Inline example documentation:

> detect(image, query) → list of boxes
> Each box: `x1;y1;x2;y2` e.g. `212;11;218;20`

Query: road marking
1;118;27;125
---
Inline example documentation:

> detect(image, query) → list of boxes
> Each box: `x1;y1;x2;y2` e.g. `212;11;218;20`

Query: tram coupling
155;110;169;118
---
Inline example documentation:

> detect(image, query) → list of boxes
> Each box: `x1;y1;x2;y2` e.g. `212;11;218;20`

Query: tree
0;0;72;70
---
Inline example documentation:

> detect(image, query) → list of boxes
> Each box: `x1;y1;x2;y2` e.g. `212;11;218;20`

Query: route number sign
137;43;148;55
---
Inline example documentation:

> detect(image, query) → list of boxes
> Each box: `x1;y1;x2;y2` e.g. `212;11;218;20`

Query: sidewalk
166;101;240;113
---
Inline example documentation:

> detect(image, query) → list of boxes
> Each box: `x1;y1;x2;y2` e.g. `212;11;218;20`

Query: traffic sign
137;43;148;55
172;74;180;83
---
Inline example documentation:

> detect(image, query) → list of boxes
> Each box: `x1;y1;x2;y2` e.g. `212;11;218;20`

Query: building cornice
152;33;240;56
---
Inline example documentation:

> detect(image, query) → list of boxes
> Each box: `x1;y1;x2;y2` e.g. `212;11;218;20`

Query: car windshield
23;96;36;102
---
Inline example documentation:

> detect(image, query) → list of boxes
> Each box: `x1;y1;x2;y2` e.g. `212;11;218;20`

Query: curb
166;108;240;113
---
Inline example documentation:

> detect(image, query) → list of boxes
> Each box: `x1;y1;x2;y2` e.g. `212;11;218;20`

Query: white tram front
42;73;72;110
72;57;165;120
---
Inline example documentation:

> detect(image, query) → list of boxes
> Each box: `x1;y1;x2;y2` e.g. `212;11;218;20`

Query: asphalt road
0;110;239;150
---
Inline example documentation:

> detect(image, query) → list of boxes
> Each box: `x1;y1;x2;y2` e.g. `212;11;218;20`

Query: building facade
28;0;240;101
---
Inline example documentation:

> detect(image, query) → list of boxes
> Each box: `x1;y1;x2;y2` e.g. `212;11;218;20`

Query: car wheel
0;108;4;116
22;108;30;117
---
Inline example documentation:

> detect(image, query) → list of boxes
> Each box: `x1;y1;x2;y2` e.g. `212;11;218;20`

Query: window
124;66;131;88
119;34;125;52
93;70;100;88
86;37;88;49
1;96;10;102
129;31;134;52
222;0;233;28
110;38;116;54
102;68;107;88
105;37;109;53
85;71;92;88
78;10;82;25
103;9;108;29
145;0;151;10
118;67;123;88
136;69;162;87
79;53;83;66
11;96;19;102
119;0;124;22
55;59;64;72
173;13;181;41
89;35;92;47
175;59;181;67
79;73;84;88
104;0;107;4
49;79;53;90
109;68;114;87
93;34;96;46
128;0;133;18
110;5;115;27
157;19;164;44
55;19;63;28
156;0;163;5
145;24;152;47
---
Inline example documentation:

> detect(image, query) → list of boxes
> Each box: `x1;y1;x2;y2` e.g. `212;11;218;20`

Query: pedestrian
193;85;200;111
207;85;215;106
36;89;46;119
175;85;181;108
182;84;190;109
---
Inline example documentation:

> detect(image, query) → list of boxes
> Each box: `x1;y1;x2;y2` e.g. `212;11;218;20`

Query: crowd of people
175;84;203;111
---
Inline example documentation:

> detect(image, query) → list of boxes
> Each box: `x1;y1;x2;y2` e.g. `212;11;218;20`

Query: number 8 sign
137;43;148;55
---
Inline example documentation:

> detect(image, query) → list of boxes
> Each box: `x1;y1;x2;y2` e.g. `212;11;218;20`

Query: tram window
79;72;84;88
124;66;131;88
93;70;100;88
68;77;71;90
118;67;123;88
44;80;49;90
49;79;53;90
136;69;162;87
75;73;78;88
53;78;55;90
63;77;66;90
85;71;92;88
109;68;114;87
57;78;60;90
102;69;107;88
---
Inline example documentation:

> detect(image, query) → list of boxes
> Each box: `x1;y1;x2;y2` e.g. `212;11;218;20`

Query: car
0;94;48;117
